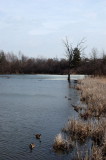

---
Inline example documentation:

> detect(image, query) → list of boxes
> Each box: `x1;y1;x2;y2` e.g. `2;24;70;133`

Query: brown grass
91;119;106;145
53;133;73;151
102;133;106;157
63;119;91;143
53;77;106;159
91;145;103;160
74;145;103;160
77;77;106;118
76;77;106;159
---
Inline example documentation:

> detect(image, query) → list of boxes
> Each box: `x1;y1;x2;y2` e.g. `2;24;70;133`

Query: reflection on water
0;75;84;160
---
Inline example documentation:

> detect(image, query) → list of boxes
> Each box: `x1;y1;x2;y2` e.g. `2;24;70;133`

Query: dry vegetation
63;119;91;143
77;77;106;118
53;133;73;151
53;77;106;159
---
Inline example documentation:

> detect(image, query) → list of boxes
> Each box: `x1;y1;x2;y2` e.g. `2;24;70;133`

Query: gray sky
0;0;106;58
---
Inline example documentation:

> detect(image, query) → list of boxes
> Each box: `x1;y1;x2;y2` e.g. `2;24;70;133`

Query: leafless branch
63;37;73;59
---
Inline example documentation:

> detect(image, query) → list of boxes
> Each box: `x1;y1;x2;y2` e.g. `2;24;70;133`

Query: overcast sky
0;0;106;58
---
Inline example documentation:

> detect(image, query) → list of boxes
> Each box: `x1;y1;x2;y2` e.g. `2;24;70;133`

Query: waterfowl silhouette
72;105;79;112
35;134;41;139
29;143;35;150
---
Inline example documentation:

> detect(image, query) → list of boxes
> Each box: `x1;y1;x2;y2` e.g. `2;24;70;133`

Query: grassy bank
53;77;106;160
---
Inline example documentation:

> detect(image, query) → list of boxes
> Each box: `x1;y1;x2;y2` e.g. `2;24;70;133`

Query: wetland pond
0;74;85;160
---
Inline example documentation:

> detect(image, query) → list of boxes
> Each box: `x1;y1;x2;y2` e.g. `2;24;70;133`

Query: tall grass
77;77;106;118
53;133;73;151
76;77;106;159
53;77;106;159
63;119;91;143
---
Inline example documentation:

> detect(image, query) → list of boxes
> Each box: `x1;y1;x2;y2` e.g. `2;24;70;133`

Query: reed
74;145;103;160
91;145;103;160
53;133;73;151
91;119;106;145
53;77;106;159
63;119;91;143
76;77;106;159
102;133;106;157
77;77;106;118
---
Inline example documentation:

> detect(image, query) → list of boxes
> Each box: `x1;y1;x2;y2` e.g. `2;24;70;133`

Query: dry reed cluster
53;133;73;151
75;145;103;160
53;77;106;159
77;77;106;119
63;119;91;143
76;77;106;159
91;119;106;145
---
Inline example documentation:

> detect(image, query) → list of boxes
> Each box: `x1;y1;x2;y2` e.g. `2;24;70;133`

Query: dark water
0;75;85;160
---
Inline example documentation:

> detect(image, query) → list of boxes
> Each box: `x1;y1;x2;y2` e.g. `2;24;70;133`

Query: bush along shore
53;77;106;160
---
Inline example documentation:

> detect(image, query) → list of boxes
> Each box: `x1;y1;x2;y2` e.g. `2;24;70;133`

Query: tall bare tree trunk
68;74;70;83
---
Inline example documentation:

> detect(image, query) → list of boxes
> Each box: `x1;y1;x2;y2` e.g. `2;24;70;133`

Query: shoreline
53;76;106;159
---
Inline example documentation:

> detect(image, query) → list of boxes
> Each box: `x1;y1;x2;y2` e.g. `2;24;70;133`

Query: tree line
0;51;68;74
0;49;106;75
63;38;106;79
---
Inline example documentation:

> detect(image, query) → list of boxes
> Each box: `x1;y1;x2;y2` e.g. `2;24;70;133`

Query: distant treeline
0;50;106;75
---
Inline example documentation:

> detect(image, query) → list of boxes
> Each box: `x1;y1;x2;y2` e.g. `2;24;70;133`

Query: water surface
0;75;84;160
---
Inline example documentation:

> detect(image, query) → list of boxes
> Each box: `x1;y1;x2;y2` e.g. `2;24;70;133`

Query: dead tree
63;37;73;83
63;37;86;83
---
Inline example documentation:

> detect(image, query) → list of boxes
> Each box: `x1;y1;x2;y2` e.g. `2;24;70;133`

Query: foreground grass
53;77;106;159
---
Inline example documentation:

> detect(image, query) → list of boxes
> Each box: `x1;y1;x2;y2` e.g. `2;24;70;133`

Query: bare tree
63;37;85;82
63;37;73;82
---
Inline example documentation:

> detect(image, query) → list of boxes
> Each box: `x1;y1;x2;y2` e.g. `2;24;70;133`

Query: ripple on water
0;75;84;160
